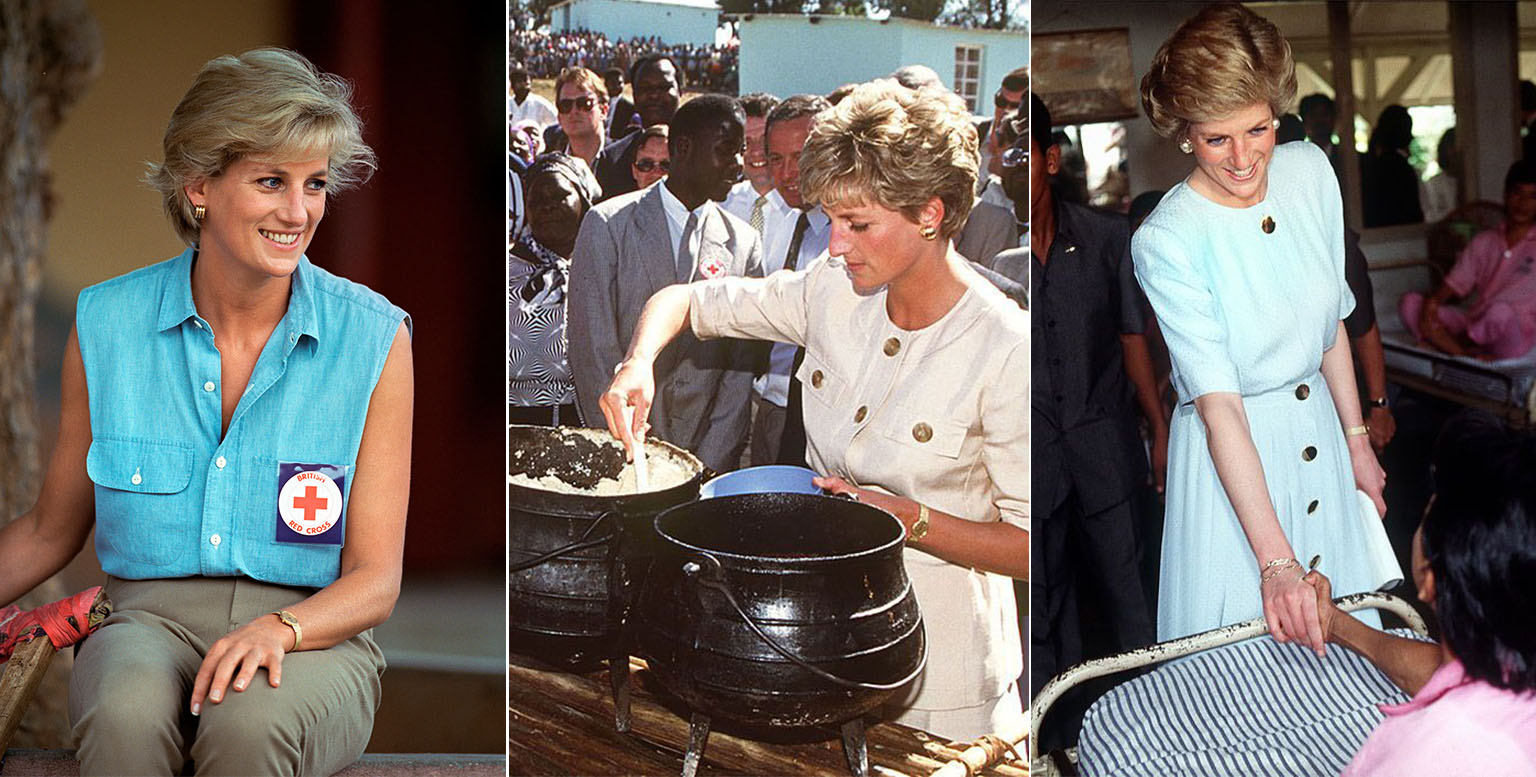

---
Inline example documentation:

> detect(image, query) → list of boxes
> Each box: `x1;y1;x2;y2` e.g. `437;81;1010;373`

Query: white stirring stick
622;404;649;493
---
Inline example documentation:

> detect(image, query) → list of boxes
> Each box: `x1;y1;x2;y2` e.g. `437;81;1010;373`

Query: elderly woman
510;152;601;425
1307;413;1536;774
629;124;670;189
1133;2;1389;650
0;49;411;775
601;80;1027;740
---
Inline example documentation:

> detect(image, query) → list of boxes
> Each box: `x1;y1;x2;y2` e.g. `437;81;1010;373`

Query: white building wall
557;0;720;47
737;15;1026;117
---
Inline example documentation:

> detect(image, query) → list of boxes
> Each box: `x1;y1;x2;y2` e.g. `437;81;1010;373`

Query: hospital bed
1029;592;1431;777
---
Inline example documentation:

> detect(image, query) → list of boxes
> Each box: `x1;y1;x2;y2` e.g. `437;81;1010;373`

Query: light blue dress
1132;142;1391;640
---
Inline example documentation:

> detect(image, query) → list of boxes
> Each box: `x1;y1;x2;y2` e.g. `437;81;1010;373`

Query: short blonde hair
1140;3;1297;139
555;67;608;103
800;80;978;239
146;48;376;245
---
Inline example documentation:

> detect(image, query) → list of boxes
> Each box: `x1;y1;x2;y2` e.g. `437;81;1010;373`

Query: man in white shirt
722;93;781;235
509;61;557;131
752;94;833;466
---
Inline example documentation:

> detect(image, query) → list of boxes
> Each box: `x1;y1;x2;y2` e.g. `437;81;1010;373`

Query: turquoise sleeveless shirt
76;247;408;588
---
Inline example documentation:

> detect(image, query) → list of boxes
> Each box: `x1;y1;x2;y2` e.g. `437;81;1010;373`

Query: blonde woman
1133;3;1388;649
600;81;1027;740
0;49;411;774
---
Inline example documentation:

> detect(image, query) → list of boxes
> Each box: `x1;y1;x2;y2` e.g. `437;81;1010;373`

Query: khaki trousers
68;576;384;776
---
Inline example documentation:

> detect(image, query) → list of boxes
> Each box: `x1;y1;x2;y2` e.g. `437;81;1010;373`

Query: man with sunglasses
550;67;609;167
979;67;1028;210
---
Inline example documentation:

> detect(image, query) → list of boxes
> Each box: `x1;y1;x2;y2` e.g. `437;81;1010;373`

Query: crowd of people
510;37;1030;739
511;29;739;93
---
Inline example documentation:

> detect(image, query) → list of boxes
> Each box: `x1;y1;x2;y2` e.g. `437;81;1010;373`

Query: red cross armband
274;462;349;545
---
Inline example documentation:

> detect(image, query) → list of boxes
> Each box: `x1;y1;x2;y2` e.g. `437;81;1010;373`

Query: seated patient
1306;412;1536;776
1400;160;1536;360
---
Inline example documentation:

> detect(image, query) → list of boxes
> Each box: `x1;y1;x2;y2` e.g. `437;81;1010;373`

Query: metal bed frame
1028;591;1431;777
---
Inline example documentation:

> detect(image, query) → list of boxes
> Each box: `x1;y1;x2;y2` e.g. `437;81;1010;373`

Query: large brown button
1261;215;1276;234
1302;445;1318;461
883;337;901;356
854;406;867;423
810;370;824;389
1295;383;1310;400
1307;499;1319;514
913;422;933;443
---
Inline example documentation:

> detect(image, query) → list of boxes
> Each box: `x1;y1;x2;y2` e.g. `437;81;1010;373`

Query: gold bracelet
1344;424;1369;437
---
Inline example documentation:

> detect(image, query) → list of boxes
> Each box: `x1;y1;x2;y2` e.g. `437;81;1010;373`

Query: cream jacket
690;253;1029;713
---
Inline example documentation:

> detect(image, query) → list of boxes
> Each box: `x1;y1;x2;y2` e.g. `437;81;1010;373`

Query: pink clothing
1400;223;1536;358
1342;660;1536;776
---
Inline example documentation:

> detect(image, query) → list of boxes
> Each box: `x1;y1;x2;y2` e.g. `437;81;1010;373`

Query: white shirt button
215;456;227;470
209;534;222;547
130;472;142;485
203;381;216;392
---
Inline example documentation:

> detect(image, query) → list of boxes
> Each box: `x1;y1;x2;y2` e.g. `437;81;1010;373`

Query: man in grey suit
568;95;762;472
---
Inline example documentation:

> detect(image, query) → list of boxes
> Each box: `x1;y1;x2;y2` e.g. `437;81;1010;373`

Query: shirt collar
1380;659;1470;717
156;245;321;347
660;181;711;231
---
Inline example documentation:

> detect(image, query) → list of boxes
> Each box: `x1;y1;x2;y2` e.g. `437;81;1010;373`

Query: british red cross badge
699;256;727;280
274;462;348;545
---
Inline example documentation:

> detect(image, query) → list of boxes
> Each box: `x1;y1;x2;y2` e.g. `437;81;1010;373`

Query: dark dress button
1307;499;1319;514
1302;446;1318;462
1295;383;1310;400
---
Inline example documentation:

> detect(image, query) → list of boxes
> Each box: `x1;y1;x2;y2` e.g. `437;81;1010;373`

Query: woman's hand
190;613;295;715
1261;567;1327;657
1349;436;1387;518
599;358;655;460
813;476;913;531
1301;570;1341;645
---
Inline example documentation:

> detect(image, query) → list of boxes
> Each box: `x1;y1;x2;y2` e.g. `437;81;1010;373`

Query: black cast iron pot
638;492;927;729
508;425;704;670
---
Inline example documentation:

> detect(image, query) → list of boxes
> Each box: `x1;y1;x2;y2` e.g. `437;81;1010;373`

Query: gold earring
919;225;938;241
193;204;206;223
1178;138;1194;154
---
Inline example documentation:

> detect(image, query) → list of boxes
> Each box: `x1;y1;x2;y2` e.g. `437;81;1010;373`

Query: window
954;46;982;114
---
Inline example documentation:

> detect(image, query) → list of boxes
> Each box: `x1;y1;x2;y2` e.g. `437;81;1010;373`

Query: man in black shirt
1030;94;1160;698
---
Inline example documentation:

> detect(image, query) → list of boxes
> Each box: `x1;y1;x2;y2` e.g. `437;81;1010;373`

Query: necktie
749;194;767;234
783;212;810;271
677;209;699;282
777;210;814;466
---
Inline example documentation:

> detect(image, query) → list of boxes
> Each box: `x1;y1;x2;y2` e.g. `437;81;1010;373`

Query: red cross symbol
292;485;329;523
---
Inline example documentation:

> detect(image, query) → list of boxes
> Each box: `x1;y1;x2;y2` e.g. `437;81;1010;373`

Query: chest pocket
86;436;195;567
880;404;969;459
795;351;849;410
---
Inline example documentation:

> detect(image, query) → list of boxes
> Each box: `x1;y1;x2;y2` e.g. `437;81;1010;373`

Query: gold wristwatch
271;610;302;652
909;503;931;542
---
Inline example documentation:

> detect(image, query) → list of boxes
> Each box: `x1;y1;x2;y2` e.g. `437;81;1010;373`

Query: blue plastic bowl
699;465;821;498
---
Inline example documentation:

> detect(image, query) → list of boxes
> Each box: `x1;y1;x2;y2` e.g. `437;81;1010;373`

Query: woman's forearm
275;563;402;650
1194;393;1294;565
623;284;695;364
909;508;1028;579
1331;613;1443;695
1320;324;1366;429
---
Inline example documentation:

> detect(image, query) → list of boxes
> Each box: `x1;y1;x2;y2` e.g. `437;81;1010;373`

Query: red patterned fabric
0;585;103;661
